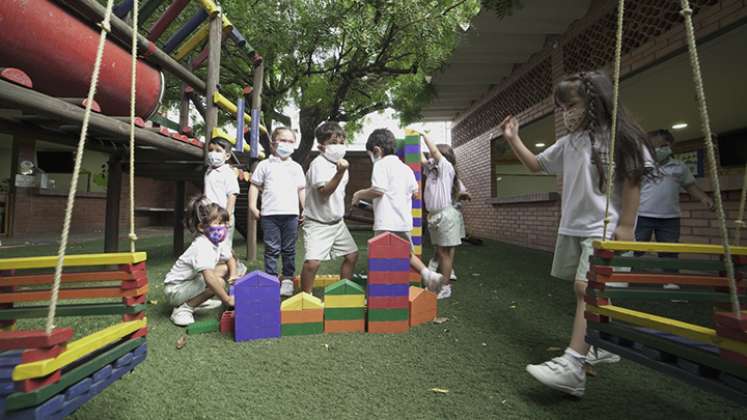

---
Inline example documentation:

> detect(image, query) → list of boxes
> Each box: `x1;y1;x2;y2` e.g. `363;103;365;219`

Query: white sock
420;267;432;278
564;348;586;368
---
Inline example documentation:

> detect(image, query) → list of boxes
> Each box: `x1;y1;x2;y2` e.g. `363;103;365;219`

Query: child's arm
226;193;237;221
248;183;260;219
352;187;383;204
202;268;234;306
685;183;714;210
420;133;443;162
500;116;541;173
318;159;349;197
226;255;238;282
613;178;640;242
298;187;306;221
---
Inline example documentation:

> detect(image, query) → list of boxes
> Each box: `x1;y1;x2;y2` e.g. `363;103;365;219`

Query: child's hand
336;159;349;173
225;295;235;307
612;225;635;242
228;275;239;284
351;191;360;205
250;208;261;220
499;115;520;142
298;214;304;225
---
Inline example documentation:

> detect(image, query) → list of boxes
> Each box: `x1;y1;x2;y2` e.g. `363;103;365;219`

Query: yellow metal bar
197;0;220;16
172;23;209;61
212;92;269;135
587;304;747;354
0;252;147;271
592;240;747;256
411;227;422;236
12;319;146;380
211;127;250;152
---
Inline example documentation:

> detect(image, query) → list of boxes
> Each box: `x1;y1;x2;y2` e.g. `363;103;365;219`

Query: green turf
3;232;746;418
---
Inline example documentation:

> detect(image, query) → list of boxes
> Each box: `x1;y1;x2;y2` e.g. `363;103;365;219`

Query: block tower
367;233;411;333
397;133;423;284
233;271;281;342
324;279;366;333
281;292;324;336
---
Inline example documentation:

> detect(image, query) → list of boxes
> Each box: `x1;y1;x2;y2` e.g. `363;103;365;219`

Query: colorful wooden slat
12;320;146;380
280;322;323;336
162;9;209;53
0;270;143;287
368;320;409;334
323;295;365;308
0;285;148;304
593;272;741;287
368;296;408;309
590;255;731;272
366;271;410;285
324;319;365;333
148;0;187;41
323;308;365;321
592;240;747;256
368;308;409;322
598;288;746;302
0;329;73;351
281;308;323;324
323;279;364;296
0;253;147;271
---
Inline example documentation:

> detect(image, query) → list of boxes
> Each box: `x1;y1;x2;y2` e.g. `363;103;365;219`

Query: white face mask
562;105;586;132
275;142;294;159
368;151;381;164
323;144;346;162
207;151;226;167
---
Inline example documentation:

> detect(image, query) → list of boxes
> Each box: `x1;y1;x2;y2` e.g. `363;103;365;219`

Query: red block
16;370;62;393
594;249;615;259
714;311;747;332
129;326;148;339
122;312;145;322
583;294;609;306
720;349;747;366
220;311;235;334
123;295;146;306
0;328;73;350
584;312;609;323
119;262;147;274
368;320;409;334
368;232;410;259
121;276;148;290
368;296;409;309
21;344;65;363
367;271;410;285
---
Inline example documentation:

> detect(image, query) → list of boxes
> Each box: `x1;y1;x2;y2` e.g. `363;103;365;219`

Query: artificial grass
2;232;746;419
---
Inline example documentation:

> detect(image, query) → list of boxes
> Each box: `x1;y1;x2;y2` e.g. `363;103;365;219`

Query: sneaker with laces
194;298;223;314
526;356;586;397
280;279;294;297
586;346;621;365
421;269;443;293
170;303;195;327
437;284;452;300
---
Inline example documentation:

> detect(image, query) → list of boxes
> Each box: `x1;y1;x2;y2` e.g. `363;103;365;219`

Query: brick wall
454;0;747;250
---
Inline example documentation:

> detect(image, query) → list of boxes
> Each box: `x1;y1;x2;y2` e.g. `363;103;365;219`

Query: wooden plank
0;252;147;270
12;319;146;380
599;288;747;302
4;338;144;411
587;304;747;355
595;272;740;287
592;240;747;256
590;255;729;272
0;270;141;287
204;12;222;163
0;303;147;320
0;285;148;303
0;328;73;351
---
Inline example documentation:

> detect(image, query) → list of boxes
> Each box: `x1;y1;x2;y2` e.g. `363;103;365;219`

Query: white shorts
164;275;206;306
550;235;598;282
303;219;358;261
427;206;463;247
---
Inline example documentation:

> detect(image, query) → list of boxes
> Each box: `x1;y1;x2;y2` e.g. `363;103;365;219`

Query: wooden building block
367;233;410;259
281;308;324;325
0;252;147;271
16;369;62;393
409;286;436;327
368;320;409;334
368;308;409;322
324;279;365;296
220;311;235;334
324;295;365;308
368;296;409;309
324;319;365;333
324;308;365;321
281;292;323;311
367;271;410;285
280;322;323;336
0;328;73;351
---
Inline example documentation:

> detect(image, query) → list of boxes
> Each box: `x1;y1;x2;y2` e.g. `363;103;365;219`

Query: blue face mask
276;142;294;158
206;226;227;245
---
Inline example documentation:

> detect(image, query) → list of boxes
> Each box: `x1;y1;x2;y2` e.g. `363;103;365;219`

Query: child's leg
261;216;282;276
436;246;454;286
340;251;358;281
569;279;591;355
185;263;228;307
300;260;321;293
280;215;299;278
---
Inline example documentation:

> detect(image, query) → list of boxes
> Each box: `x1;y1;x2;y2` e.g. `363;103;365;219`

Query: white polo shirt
204;164;240;211
424;157;456;212
304;155;349;223
164;235;231;285
371;155;418;232
250;155;306;216
639;159;696;218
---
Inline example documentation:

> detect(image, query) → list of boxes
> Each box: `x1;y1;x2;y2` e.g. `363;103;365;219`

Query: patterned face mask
206;225;227;245
562;104;586;132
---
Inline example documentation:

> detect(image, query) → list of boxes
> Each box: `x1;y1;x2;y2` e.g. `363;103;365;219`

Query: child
249;127;306;297
500;70;654;397
429;179;470;282
352;128;443;291
204;137;241;283
419;133;464;299
300;122;359;293
164;196;237;327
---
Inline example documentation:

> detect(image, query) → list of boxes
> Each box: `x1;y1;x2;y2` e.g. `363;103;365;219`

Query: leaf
433;317;449;324
176;335;187;350
431;388;449;394
546;346;563;352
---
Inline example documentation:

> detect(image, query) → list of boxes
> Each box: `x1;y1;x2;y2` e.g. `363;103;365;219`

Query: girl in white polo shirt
249;127;306;296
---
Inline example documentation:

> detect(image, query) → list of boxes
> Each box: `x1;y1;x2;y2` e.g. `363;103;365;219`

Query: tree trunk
294;105;323;165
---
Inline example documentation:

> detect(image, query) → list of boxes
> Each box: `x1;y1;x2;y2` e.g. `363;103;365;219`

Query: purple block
7;394;64;420
404;144;420;154
411;236;422;245
0;367;13;380
368;258;409;272
413;218;422;227
412;199;422;209
1;380;15;396
414;171;422;181
64;378;92;400
0;351;22;367
234;271;281;342
367;284;409;297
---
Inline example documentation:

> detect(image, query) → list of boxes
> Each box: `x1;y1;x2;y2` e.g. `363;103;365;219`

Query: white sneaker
586;346;621;366
421;269;443;293
170;303;195;327
194;298;223;314
236;261;248;277
428;258;438;272
437;284;452;300
450;269;457;281
280;279;294;297
526;356;586;397
663;283;680;290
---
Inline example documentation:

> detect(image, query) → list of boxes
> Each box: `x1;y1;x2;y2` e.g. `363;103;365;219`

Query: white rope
128;0;139;252
679;0;741;317
735;162;747;246
46;0;117;334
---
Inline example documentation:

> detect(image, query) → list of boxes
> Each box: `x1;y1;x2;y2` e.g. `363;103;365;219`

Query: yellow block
587;305;747;355
324;295;365;308
412;208;422;218
281;292;323;311
197;0;220;16
211;127;250;152
413;245;422;255
410;227;422;237
592;240;747;256
0;252;147;271
212;92;269;135
13;319;147;380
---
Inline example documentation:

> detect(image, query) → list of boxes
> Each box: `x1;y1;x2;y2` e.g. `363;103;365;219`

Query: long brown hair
554;70;655;190
436;144;460;202
185;195;229;233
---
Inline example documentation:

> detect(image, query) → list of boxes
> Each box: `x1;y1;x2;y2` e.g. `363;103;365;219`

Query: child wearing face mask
635;129;713;287
500;70;656;397
299;122;359;293
165;196;236;327
249;127;306;297
352;128;444;292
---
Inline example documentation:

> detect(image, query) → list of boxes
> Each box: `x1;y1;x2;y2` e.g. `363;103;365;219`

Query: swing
0;1;148;418
584;0;747;405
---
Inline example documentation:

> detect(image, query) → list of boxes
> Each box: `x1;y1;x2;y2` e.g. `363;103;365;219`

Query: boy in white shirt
300;122;359;293
249;127;306;296
352;128;443;291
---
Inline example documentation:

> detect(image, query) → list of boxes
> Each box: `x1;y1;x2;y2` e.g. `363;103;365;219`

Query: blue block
412;199;422;209
368;258;409;272
64;378;92;400
0;367;13;380
92;365;112;383
0;351;22;367
411;236;422;246
61;389;94;418
114;353;133;369
414;172;422;181
367;284;409;297
133;343;147;357
1;380;15;395
7;394;64;420
413;218;422;227
162;9;209;53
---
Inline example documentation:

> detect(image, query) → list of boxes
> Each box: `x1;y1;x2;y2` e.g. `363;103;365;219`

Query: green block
600;288;747;302
368;308;409;322
404;154;421;163
590;256;728;272
404;135;420;145
324;279;365;296
186;319;220;335
0;303;146;320
281;322;323;336
395;139;404;151
324;307;365;321
6;338;144;411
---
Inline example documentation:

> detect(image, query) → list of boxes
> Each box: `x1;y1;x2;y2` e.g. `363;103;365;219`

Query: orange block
0;285;148;303
324;319;365;333
409;286;436;327
281;308;324;325
368;320;409;334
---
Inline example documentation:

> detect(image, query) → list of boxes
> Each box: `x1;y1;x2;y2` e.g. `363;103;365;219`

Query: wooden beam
104;154;122;253
174;180;186;257
204;11;222;165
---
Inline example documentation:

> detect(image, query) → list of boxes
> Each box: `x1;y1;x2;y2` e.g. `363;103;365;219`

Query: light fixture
672;122;688;130
535;143;546;148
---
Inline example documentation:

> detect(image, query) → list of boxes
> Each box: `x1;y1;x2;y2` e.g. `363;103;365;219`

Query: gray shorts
550;235;598;282
164;275;206;306
427;206;463;247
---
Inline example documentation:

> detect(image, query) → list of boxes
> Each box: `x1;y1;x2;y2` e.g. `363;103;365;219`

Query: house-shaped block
409;286;437;327
324;280;365;333
280;292;324;336
233;271;280;342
